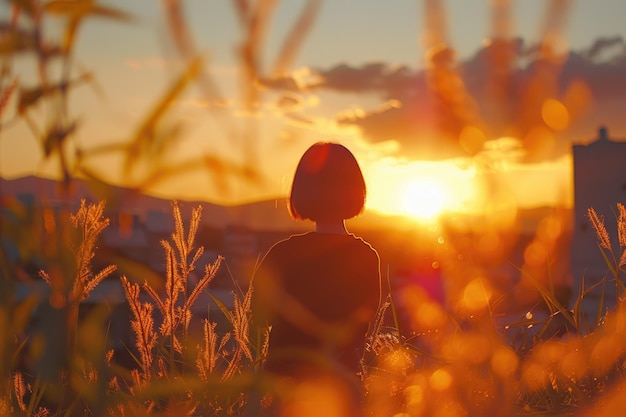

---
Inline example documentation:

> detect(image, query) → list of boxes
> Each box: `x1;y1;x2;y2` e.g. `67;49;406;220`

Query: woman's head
289;142;366;222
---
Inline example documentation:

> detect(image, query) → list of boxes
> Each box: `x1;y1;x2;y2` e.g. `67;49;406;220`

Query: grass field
1;199;625;416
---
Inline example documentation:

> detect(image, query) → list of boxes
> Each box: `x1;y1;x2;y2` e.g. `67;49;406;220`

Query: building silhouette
570;127;626;316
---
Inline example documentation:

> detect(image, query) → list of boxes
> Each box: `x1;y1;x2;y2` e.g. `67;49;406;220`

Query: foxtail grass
4;198;626;416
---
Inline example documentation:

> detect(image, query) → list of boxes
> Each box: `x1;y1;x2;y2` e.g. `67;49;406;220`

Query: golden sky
2;0;626;220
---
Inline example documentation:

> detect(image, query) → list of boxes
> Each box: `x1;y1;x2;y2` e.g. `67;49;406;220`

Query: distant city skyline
4;173;570;314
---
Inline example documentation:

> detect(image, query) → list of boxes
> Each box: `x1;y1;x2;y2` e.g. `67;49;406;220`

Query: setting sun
365;159;483;223
401;178;449;221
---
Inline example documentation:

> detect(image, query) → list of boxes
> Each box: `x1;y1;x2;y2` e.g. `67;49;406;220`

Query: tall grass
2;200;626;416
0;200;266;416
109;201;264;416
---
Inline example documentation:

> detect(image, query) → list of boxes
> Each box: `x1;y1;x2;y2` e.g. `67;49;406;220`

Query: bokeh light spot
522;361;549;392
523;241;549;267
459;125;486;155
430;368;453;391
537;215;563;242
591;335;622;376
537;341;567;365
462;278;491;311
282;376;355;417
417;300;447;330
559;349;588;380
542;98;570;131
404;384;425;407
491;346;519;378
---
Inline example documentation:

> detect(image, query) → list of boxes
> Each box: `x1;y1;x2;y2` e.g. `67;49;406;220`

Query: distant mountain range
0;175;405;232
0;175;567;233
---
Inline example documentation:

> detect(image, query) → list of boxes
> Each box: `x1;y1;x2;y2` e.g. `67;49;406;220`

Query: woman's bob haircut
288;142;366;222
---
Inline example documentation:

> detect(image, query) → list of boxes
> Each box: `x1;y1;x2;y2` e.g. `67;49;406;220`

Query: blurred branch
124;55;203;174
236;0;278;110
44;0;134;52
161;0;225;105
272;0;322;77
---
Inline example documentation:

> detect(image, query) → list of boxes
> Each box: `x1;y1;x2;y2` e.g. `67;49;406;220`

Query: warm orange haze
1;1;624;219
2;1;626;416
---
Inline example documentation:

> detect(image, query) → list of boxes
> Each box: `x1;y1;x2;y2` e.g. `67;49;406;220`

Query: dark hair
288;142;366;221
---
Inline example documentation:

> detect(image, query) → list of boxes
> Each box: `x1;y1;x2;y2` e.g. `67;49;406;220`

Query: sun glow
365;159;482;223
401;178;450;221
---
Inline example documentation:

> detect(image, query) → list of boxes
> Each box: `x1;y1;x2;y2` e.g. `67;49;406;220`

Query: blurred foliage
0;1;626;416
1;186;625;416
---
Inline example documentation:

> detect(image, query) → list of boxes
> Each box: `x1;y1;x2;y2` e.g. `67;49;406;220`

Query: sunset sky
2;0;626;221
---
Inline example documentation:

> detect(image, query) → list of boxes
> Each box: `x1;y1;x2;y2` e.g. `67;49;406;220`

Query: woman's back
253;231;380;373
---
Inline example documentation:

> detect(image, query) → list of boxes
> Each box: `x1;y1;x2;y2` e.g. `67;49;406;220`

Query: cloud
284;112;315;126
309;62;416;92
336;98;467;159
312;58;483;159
585;36;625;61
271;92;320;126
561;41;626;100
268;37;626;161
259;75;302;91
275;93;302;110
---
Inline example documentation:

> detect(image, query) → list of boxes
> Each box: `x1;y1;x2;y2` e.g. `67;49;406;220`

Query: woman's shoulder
262;232;312;257
271;232;312;248
268;231;377;256
348;233;378;253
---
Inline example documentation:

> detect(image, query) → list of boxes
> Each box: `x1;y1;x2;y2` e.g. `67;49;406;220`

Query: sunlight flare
401;178;449;221
364;158;481;223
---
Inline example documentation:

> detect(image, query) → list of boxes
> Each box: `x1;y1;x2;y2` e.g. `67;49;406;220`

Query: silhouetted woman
252;142;381;416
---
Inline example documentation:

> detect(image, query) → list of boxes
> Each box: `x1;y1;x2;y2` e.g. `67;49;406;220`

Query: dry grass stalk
618;203;626;268
11;372;50;417
13;372;26;413
186;259;222;311
141;202;218;356
155;240;186;353
588;207;612;251
220;285;254;381
120;275;157;380
119;201;225;388
39;200;116;303
230;284;254;362
197;320;219;380
0;398;8;417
